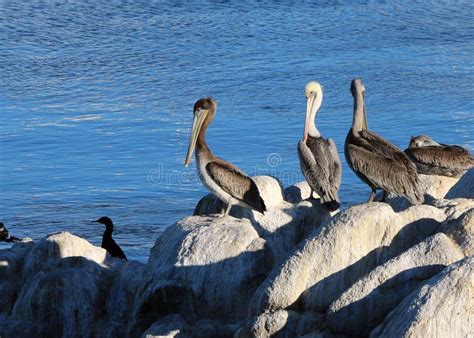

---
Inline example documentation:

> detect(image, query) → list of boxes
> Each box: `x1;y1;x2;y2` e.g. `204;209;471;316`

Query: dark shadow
277;213;444;329
445;168;474;199
327;264;446;337
128;247;270;337
0;236;141;338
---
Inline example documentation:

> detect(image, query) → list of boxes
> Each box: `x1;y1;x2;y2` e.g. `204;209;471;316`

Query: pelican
297;82;342;211
184;97;266;216
344;78;424;204
405;135;474;177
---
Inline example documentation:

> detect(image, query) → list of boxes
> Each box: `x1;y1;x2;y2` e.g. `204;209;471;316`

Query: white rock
284;181;313;204
250;203;447;315
432;198;474;221
7;256;110;337
327;233;464;336
130;216;267;334
252;176;285;208
442;208;474;256
446;168;474;199
370;256;474;337
142;314;189;338
419;174;460;199
235;310;324;338
22;232;109;280
247;199;330;263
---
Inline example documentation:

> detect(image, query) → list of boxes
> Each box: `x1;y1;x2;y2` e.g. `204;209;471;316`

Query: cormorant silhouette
0;223;21;243
94;217;127;260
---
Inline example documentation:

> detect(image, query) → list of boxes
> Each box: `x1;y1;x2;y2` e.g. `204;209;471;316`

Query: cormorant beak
184;109;208;167
304;93;318;142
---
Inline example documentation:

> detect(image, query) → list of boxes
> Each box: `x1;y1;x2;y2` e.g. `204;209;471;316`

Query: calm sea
1;1;473;261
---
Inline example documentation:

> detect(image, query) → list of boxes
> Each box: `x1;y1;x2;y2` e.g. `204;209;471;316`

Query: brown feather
345;129;424;204
405;144;474;177
206;159;266;213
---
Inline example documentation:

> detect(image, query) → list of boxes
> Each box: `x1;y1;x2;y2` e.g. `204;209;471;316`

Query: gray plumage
206;158;266;213
298;136;342;211
185;98;266;216
345;78;424;205
405;135;474;178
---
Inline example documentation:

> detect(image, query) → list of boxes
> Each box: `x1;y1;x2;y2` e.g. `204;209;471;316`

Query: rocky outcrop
371;256;474;337
284;181;313;203
326;233;464;336
249;203;446;315
142;314;235;338
131;216;267;334
446;168;474;199
0;169;473;337
442;208;474;256
235;310;324;338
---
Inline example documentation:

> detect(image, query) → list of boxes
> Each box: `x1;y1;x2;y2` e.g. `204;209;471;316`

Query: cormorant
94;217;127;260
0;223;22;243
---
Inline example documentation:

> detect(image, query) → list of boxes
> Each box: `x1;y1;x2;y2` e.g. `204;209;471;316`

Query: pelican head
184;97;216;167
350;78;365;96
409;135;441;148
350;78;368;131
303;81;323;141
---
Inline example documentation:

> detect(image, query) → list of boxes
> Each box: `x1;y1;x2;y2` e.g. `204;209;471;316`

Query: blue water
1;1;473;261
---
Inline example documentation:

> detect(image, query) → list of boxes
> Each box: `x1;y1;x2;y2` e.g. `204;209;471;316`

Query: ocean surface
1;1;473;261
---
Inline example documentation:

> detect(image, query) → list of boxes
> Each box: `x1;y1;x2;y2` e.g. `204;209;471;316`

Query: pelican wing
206;160;266;213
358;130;403;157
298;138;341;203
346;130;423;204
326;138;343;193
406;146;474;170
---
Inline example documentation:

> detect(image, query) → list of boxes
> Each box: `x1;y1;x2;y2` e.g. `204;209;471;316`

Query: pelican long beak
304;94;316;142
184;110;208;167
362;92;368;130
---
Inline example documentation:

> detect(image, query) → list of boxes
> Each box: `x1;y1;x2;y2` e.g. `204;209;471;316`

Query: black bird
94;217;127;260
0;223;22;243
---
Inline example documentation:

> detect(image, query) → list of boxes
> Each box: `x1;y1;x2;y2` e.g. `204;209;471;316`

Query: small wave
63;115;103;122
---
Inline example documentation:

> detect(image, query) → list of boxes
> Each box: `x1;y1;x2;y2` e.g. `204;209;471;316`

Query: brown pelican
297;81;342;211
184;97;266;216
344;78;424;204
94;217;127;260
405;135;474;177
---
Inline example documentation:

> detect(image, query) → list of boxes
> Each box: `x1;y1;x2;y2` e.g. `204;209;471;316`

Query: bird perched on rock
94;217;127;260
0;223;22;243
344;78;424;205
184;97;266;216
297;81;342;211
405;135;474;178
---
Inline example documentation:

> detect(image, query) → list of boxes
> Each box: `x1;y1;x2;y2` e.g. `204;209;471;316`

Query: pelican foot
367;189;377;203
